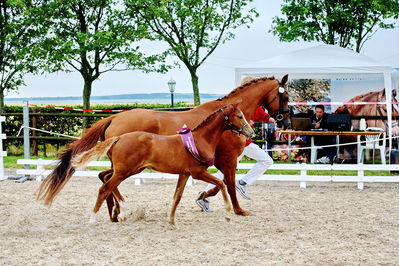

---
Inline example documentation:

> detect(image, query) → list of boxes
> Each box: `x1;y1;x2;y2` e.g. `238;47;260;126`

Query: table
279;130;381;163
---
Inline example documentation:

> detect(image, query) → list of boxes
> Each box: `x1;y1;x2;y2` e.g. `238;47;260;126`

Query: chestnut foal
53;104;253;225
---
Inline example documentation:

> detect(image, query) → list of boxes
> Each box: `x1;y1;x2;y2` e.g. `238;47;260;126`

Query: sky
7;0;399;99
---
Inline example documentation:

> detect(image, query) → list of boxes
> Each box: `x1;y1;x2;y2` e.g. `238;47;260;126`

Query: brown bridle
220;108;252;138
266;78;290;121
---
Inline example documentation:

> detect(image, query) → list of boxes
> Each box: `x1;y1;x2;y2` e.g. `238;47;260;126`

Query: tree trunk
189;68;200;106
355;37;362;52
82;77;93;128
0;88;4;113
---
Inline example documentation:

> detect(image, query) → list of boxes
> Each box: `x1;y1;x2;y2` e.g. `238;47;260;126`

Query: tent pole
384;71;393;162
235;70;242;86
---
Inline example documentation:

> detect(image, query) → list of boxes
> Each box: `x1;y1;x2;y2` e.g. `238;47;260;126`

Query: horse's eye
238;116;243;119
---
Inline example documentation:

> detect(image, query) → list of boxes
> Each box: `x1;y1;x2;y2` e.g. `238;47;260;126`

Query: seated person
311;105;337;164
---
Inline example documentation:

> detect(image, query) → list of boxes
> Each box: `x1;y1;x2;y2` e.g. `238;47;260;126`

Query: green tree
125;0;258;105
0;0;43;112
287;79;330;113
271;0;399;52
34;0;169;117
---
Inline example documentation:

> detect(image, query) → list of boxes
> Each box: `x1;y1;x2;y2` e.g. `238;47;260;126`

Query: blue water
5;94;223;105
6;98;196;105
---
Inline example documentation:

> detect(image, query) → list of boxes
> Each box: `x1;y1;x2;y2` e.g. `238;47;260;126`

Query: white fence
0;116;7;180
16;159;399;189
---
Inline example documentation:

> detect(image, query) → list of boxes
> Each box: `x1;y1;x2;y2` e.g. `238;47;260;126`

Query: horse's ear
228;99;242;109
281;74;289;87
381;88;386;96
393;89;397;97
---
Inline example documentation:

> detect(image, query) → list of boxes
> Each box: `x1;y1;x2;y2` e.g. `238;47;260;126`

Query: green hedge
1;103;265;156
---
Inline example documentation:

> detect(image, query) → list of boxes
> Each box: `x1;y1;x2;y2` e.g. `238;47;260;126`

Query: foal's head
222;104;254;138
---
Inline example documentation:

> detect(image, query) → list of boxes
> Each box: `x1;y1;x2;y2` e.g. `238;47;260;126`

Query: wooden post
16;101;31;182
300;169;307;188
357;163;364;190
0;116;7;180
32;112;38;156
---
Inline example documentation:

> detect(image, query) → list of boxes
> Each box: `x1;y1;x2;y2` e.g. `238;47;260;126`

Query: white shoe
236;180;250;199
195;198;212;213
316;156;330;164
195;191;212;213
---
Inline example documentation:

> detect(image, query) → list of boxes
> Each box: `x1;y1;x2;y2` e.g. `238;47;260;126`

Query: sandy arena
1;175;398;265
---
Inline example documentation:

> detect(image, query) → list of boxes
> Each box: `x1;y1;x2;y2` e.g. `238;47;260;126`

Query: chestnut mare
36;75;289;221
334;88;399;131
38;104;254;225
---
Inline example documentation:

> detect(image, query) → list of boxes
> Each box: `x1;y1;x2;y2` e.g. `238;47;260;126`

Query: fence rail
16;159;399;189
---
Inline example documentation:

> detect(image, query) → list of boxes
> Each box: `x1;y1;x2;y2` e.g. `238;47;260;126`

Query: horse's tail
36;117;113;205
72;137;119;169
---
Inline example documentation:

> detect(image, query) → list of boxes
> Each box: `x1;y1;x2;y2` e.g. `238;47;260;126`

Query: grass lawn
4;156;396;176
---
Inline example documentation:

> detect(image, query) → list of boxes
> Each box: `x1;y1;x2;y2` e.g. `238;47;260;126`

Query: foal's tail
36;117;114;205
72;137;119;169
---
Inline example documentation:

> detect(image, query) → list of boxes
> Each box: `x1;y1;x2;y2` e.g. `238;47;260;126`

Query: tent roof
234;44;397;148
235;44;392;77
380;53;399;68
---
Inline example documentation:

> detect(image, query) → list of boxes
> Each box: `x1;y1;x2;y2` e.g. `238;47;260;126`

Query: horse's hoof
117;214;127;222
168;222;178;230
225;216;231;222
112;206;120;221
234;209;250;216
89;213;98;224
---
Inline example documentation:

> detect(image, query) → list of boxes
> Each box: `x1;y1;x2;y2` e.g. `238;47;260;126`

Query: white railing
0;116;7;180
16;159;399;189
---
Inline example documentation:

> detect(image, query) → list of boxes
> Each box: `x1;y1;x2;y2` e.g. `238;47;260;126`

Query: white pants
204;142;273;192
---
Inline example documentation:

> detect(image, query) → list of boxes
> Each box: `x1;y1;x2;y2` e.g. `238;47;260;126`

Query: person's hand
315;122;321;129
268;117;276;123
249;120;255;127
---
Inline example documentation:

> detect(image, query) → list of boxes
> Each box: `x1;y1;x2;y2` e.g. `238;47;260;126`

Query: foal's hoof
234;209;251;216
89;213;98;224
117;213;127;222
167;222;178;230
111;206;120;222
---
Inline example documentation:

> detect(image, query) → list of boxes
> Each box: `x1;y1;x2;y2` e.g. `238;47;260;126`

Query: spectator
311;105;336;164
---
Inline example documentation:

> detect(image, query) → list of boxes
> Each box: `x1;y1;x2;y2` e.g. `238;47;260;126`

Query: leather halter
219;108;251;137
266;79;290;121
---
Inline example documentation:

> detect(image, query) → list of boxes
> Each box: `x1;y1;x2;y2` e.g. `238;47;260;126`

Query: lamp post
168;78;176;110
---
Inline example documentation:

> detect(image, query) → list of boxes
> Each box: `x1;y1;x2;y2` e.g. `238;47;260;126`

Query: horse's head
262;74;290;128
222;103;254;138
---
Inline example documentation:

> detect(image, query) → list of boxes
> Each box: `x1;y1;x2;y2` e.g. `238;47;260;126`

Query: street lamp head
168;78;176;93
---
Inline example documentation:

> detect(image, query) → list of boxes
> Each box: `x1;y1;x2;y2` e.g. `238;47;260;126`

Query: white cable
16;126;80;139
265;135;399;152
15;126;398;153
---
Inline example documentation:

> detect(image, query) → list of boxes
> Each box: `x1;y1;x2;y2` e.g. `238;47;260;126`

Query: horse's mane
348;90;381;102
216;76;275;101
334;89;384;114
192;106;229;132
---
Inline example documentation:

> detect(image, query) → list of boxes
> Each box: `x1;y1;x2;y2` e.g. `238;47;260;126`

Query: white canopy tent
380;53;399;90
235;44;397;152
380;52;399;68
